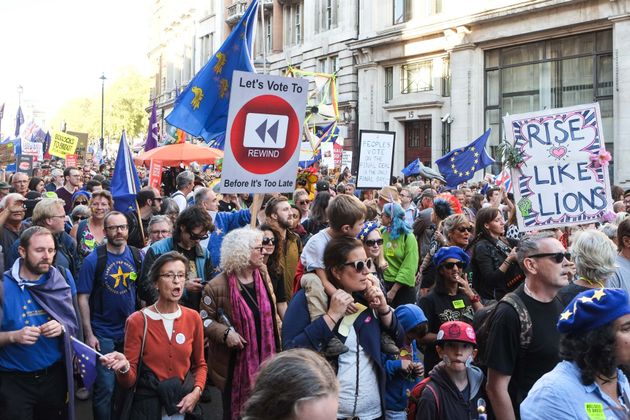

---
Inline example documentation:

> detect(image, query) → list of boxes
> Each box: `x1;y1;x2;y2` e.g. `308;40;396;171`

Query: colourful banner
149;159;163;190
65;154;78;168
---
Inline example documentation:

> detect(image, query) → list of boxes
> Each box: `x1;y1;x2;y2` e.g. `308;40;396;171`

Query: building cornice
348;0;589;50
383;100;444;112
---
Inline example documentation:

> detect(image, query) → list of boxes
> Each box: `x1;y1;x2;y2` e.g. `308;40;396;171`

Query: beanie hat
394;304;428;333
433;246;470;267
557;288;630;334
357;221;380;242
436;321;477;346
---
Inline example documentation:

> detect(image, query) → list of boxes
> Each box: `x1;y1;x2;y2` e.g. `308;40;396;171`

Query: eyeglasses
151;229;171;236
105;224;129;232
365;238;384;247
75;215;89;221
159;272;186;281
441;261;467;270
251;246;265;253
262;237;276;246
189;231;209;241
527;252;571;263
297;200;310;205
51;215;66;219
343;258;373;273
152;197;163;202
75;200;88;205
456;226;473;233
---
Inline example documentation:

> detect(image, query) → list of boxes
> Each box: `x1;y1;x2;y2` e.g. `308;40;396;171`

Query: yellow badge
584;403;605;420
452;299;465;309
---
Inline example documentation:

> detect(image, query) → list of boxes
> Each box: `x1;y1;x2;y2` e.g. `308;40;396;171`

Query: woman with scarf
282;236;405;419
467;207;521;300
357;221;387;287
101;251;207;419
199;227;281;420
381;202;419;307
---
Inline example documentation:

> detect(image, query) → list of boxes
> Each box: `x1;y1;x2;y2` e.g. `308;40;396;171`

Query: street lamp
99;73;106;150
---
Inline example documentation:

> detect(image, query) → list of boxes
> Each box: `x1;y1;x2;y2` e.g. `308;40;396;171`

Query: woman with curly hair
199;227;281;420
467;206;521;300
521;288;630;419
381;202;419;307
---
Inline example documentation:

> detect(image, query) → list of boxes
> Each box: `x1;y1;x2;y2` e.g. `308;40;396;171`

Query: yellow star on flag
111;266;131;289
465;171;470;176
592;289;606;301
560;310;573;320
579;296;593;303
474;152;479;157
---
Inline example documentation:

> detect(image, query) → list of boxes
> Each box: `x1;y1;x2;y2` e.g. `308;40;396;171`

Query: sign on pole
356;130;395;188
504;103;613;231
49;131;79;158
17;155;34;176
65;154;78;168
341;150;353;172
149;159;163;190
320;142;334;168
21;138;43;161
220;71;308;193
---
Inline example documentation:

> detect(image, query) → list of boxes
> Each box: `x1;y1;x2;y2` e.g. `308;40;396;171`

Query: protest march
2;1;630;420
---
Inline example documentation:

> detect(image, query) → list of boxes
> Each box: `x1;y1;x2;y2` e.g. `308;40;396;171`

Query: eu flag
71;336;99;390
436;129;495;188
165;0;259;146
15;106;24;138
111;131;141;212
401;158;421;177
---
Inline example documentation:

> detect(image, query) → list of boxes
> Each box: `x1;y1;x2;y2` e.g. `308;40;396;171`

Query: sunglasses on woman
262;237;276;246
343;258;373;272
441;261;466;270
456;226;473;233
365;238;384;247
527;252;571;263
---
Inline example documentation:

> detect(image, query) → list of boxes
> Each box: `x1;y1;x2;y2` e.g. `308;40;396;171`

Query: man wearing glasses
399;187;417;226
11;172;29;197
77;211;143;420
138;206;214;311
486;232;571;420
126;187;162;248
56;167;82;214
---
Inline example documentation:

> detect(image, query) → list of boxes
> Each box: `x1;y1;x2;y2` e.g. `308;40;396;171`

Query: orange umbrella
134;143;224;166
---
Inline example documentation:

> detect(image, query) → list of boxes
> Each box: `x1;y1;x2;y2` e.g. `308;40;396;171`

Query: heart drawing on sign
549;145;567;159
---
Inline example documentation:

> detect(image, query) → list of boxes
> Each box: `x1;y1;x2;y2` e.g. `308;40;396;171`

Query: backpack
89;245;143;313
407;376;440;420
473;287;533;366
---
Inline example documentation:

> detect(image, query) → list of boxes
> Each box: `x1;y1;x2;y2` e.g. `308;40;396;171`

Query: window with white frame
284;2;303;46
401;60;433;93
393;0;411;25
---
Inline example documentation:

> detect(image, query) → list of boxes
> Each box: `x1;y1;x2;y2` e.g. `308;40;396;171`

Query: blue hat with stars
357;221;380;242
557;288;630;334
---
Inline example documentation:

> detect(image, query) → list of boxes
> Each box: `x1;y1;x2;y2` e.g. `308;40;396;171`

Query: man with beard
265;196;302;300
77;211;143;420
126;187;162;248
0;227;79;420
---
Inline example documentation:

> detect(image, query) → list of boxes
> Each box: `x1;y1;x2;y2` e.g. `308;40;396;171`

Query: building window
484;30;613;157
393;0;411;25
318;0;337;31
284;3;303;46
385;67;393;103
200;33;213;66
265;14;272;52
441;56;450;97
401;60;433;93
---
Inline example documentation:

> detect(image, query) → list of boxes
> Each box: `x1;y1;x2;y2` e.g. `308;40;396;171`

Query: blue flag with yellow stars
111;131;141;213
71;336;99;389
165;0;259;147
435;128;495;188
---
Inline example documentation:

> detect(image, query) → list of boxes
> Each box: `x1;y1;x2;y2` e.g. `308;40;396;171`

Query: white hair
0;193;25;209
220;227;263;274
572;229;617;282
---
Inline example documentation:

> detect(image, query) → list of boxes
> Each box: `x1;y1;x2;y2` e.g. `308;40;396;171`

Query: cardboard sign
220;71;308;193
341;150;353;171
65;154;78;168
504;103;613;231
320;142;334;168
356;130;395;188
148;159;163;190
49;131;79;158
17;155;34;176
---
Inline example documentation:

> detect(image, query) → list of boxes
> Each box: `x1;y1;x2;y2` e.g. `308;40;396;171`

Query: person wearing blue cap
383;304;428;419
521;288;630;419
418;246;483;374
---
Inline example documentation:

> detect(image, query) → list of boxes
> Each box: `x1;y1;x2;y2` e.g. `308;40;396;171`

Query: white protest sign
356;130;395;188
320;142;334;168
221;71;308;193
341;150;353;171
504;103;613;231
21;138;43;161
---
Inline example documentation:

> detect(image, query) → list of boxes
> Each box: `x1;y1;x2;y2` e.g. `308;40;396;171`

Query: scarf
228;269;276;420
8;259;79;420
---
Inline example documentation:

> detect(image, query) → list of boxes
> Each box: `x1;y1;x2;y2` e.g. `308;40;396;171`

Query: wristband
324;313;338;325
378;306;392;316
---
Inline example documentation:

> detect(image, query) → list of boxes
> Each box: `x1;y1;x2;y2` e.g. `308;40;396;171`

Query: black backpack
89;245;143;313
473;287;533;366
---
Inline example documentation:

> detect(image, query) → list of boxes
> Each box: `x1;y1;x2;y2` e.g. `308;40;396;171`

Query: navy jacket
282;289;405;415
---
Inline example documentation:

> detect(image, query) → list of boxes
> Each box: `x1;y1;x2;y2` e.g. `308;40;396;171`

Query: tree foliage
52;67;151;140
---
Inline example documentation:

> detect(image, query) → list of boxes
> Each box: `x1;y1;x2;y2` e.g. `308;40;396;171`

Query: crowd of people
1;160;630;420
